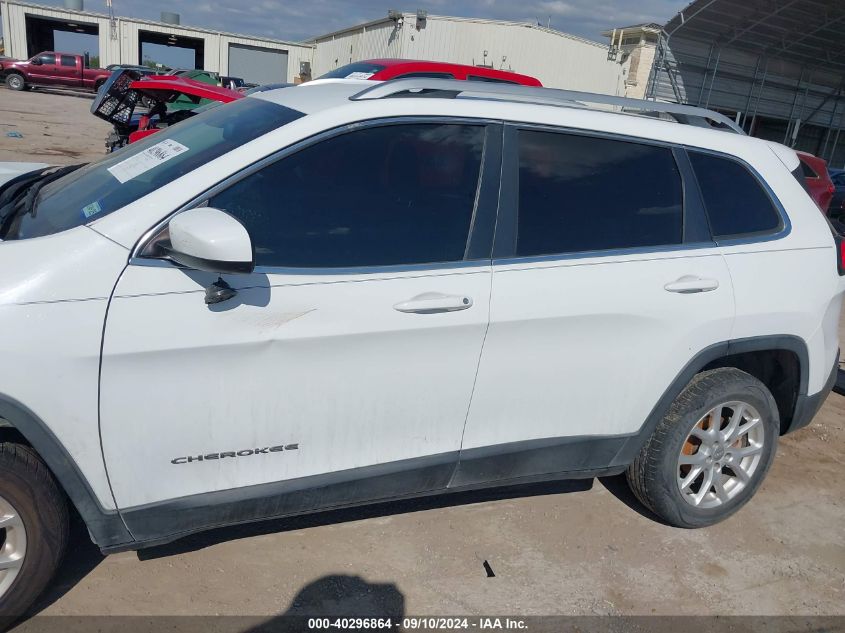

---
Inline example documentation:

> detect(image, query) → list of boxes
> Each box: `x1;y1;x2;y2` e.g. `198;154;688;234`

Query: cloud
29;0;686;42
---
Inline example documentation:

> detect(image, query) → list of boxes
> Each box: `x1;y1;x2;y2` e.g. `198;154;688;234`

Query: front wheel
0;443;68;618
627;368;778;528
4;74;25;91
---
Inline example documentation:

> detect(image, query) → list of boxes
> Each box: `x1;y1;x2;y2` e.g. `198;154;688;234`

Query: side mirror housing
165;207;254;274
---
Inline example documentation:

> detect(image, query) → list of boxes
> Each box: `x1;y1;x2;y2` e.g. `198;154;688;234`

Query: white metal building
311;13;624;94
0;0;313;84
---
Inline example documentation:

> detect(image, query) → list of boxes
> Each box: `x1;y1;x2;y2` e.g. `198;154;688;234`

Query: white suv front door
99;121;500;536
456;126;736;484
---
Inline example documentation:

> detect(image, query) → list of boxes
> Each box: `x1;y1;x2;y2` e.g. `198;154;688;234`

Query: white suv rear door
456;126;736;484
99;121;502;536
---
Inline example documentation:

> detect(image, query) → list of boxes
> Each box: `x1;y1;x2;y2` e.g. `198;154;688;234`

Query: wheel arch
0;393;132;549
611;335;811;467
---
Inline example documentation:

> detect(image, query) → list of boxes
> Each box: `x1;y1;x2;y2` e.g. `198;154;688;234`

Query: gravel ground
1;87;844;623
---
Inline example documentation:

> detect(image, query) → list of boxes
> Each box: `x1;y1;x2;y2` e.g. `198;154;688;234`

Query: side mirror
164;207;254;274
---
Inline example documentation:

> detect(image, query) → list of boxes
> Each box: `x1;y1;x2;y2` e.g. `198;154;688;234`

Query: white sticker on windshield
107;139;189;184
346;71;375;80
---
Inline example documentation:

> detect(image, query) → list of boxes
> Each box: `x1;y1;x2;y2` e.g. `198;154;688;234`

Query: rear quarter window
688;151;783;239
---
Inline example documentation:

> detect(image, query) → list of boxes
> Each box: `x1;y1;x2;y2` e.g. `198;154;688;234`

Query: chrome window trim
127;256;489;277
492;240;720;268
131;115;500;273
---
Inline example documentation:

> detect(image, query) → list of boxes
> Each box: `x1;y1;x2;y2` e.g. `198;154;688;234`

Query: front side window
60;55;76;67
688;151;782;238
7;98;304;240
515;130;683;257
37;54;55;65
209;123;485;268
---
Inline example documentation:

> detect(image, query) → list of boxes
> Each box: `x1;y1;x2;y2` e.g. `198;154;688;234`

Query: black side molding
0;394;132;547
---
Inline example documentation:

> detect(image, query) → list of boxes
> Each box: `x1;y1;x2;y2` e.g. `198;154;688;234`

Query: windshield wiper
0;164;84;239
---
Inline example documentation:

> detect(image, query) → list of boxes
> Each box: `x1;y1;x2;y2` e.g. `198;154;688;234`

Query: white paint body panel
100;263;490;508
463;251;735;448
0;162;49;187
0;226;129;509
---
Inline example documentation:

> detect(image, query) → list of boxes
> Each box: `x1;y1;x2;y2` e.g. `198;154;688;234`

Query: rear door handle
394;292;473;314
664;275;720;294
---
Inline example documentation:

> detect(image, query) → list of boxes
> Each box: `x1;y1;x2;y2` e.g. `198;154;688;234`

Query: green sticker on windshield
82;201;102;218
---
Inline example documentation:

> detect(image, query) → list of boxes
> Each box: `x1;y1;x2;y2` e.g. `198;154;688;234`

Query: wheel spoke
713;475;730;503
734;416;761;440
721;404;744;442
731;462;751;484
0;554;23;572
693;468;715;506
679;452;707;466
0;514;22;530
680;465;704;491
732;444;763;460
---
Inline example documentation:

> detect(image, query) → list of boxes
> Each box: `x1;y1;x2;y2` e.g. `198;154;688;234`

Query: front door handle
664;275;720;294
394;292;473;314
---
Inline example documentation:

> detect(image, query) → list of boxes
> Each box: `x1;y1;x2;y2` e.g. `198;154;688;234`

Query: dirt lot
0;87;111;164
1;87;844;623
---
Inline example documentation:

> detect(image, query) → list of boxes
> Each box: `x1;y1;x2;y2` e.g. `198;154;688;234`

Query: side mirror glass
164;207;254;274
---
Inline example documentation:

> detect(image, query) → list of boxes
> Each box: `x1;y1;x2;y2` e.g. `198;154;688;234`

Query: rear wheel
627;368;778;528
5;74;25;91
0;444;68;618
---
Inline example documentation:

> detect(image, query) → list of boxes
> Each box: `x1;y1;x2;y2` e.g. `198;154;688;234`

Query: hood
0;162;50;187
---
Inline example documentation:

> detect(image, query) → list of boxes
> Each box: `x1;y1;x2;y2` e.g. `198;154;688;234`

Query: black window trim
493;122;712;263
491;122;791;264
133;116;504;275
683;145;791;245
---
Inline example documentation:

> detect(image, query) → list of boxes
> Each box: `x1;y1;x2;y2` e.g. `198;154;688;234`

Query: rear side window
515;130;683;257
688;151;782;238
60;55;76;67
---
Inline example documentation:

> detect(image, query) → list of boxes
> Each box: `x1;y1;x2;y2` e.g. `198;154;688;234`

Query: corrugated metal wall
313;14;624;95
651;35;845;165
0;0;312;81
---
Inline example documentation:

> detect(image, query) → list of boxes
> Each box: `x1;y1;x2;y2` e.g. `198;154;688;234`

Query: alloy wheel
0;494;27;600
677;401;765;509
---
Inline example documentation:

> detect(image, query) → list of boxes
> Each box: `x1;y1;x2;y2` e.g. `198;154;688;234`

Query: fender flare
609;334;810;467
0;394;132;548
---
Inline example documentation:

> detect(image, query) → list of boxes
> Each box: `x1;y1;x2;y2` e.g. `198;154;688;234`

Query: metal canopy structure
665;0;845;74
649;0;845;166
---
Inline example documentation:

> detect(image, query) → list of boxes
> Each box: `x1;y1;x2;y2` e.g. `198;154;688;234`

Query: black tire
626;368;779;528
0;443;68;619
4;74;25;91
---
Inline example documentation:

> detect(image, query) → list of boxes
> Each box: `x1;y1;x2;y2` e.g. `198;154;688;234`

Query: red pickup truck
0;52;110;92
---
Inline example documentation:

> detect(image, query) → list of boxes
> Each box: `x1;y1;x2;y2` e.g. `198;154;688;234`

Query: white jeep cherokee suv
0;79;842;616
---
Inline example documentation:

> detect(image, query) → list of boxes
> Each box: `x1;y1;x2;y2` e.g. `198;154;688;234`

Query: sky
22;0;689;43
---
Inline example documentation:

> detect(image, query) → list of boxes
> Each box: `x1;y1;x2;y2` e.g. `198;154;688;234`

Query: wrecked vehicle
91;69;242;152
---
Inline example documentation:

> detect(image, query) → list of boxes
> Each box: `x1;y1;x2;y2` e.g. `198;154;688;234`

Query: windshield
319;62;386;80
10;97;303;240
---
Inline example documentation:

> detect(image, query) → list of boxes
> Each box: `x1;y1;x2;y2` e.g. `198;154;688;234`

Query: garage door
228;44;288;85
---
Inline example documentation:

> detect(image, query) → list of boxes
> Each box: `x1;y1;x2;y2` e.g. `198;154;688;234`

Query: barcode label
107;139;190;184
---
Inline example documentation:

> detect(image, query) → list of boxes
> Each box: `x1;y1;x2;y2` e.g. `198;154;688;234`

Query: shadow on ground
138;478;594;560
597;473;665;524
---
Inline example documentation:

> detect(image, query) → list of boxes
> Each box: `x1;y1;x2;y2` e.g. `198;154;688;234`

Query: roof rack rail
350;78;744;135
